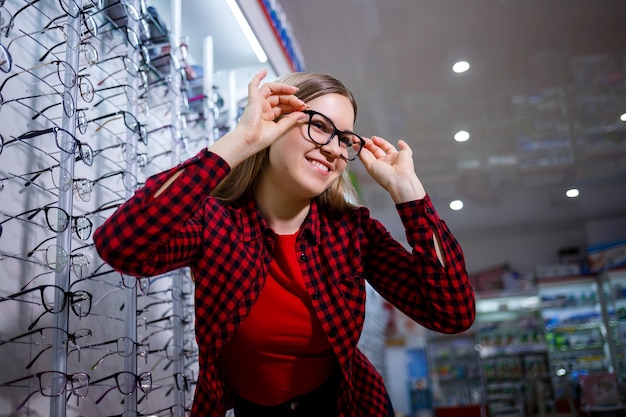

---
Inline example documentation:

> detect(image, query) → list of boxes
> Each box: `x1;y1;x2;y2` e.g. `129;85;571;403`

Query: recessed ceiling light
452;61;470;73
454;130;470;142
620;113;626;122
449;200;464;210
566;188;579;198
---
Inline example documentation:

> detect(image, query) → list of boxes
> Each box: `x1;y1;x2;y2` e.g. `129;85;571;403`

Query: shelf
478;343;547;358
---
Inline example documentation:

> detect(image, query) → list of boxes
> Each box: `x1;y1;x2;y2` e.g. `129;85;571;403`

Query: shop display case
427;271;626;417
474;290;552;417
605;268;626;381
537;274;615;409
427;331;482;408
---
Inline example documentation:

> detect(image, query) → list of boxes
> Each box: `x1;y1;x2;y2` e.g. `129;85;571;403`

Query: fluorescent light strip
226;0;268;63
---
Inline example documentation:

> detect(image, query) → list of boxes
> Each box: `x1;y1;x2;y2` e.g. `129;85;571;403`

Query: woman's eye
311;121;326;130
338;135;352;147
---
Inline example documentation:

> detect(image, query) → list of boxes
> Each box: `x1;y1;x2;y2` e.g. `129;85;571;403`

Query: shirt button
300;253;307;261
312;292;321;300
426;207;434;214
290;401;299;411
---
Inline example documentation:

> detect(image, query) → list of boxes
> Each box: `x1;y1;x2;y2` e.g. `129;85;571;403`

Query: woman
94;69;475;417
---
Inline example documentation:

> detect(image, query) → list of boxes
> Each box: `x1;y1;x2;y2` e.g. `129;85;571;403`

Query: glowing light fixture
450;200;464;210
453;60;470;73
226;0;268;63
620;113;626;122
454;130;470;142
566;188;579;198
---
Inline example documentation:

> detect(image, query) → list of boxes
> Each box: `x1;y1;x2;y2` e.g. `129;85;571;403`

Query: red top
221;232;337;405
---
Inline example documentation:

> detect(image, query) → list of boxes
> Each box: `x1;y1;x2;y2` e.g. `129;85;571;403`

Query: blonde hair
211;72;361;211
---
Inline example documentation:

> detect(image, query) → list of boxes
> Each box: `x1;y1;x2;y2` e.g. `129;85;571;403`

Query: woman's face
265;93;354;201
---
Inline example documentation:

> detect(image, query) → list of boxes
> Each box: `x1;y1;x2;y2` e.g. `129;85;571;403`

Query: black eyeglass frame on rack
0;127;94;166
0;284;93;330
0;370;90;412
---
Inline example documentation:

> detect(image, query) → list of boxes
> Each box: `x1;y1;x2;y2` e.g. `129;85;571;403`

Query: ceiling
156;0;626;244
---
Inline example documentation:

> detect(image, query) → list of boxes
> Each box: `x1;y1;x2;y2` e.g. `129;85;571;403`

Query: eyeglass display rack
0;0;238;416
426;268;626;417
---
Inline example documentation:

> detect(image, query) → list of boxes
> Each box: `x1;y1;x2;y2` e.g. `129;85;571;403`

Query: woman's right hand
209;69;307;167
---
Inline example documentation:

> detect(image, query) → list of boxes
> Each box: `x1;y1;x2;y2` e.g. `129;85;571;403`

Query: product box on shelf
535;263;581;279
587;238;626;272
469;264;509;292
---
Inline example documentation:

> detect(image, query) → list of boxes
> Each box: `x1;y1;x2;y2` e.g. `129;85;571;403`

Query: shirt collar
238;191;320;246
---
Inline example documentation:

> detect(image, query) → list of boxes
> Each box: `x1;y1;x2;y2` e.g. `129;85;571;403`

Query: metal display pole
122;1;142;413
50;2;81;417
169;1;186;414
203;36;215;147
598;271;619;374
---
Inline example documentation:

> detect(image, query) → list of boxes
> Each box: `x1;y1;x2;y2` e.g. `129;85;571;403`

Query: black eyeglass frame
301;109;365;161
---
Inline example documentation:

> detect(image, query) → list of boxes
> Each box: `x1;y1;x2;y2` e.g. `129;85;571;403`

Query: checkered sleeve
93;149;230;277
363;194;475;333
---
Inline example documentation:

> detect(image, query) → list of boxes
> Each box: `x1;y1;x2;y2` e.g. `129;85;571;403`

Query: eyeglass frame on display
0;370;90;411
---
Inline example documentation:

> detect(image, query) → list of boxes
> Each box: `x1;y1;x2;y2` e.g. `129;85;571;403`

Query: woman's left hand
358;136;426;203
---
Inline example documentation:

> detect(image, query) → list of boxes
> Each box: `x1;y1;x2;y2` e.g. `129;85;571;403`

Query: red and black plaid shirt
93;148;475;417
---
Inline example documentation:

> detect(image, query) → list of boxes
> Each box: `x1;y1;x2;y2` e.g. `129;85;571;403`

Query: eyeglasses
99;23;143;50
147;337;193;362
44;205;93;240
140;371;193;403
77;336;149;370
9;25;99;68
28;80;95;123
94;53;140;85
0;284;92;330
0;371;89;411
0;127;94;165
16;251;91;288
0;326;92;369
0;40;10;72
99;404;188;417
0;5;12;38
0;59;75;98
88;169;140;192
93;82;146;107
1;0;82;39
41;3;101;43
91;371;152;405
141;312;192;330
88;110;148;144
84;264;150;298
1;89;76;118
0;205;93;243
4;163;91;199
96;0;143;23
302;109;365;161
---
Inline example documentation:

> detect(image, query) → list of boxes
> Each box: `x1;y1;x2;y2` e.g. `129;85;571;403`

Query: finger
266;94;306;109
371;136;397;154
397;139;413;154
357;143;376;166
365;136;391;158
274;111;306;133
260;82;299;98
248;69;268;98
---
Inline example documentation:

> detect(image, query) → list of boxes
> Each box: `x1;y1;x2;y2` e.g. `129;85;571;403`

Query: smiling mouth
307;158;330;172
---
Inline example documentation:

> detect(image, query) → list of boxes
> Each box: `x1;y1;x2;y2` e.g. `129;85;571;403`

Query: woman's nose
319;135;343;159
